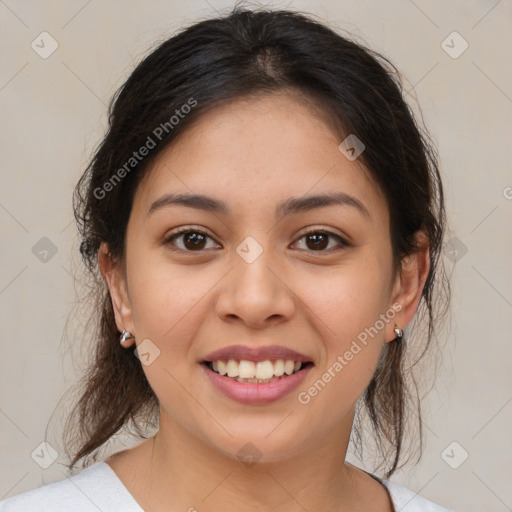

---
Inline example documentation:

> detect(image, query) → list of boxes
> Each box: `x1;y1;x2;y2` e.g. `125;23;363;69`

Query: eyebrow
148;191;371;219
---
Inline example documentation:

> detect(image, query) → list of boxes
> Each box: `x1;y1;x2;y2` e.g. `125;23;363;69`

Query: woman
0;6;452;511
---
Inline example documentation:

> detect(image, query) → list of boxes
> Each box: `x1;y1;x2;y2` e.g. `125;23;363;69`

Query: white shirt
0;460;453;511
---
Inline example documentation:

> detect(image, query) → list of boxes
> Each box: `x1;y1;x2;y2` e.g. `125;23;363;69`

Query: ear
98;242;136;348
385;230;430;343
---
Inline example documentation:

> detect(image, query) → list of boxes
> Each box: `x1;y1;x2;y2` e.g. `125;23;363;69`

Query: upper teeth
211;359;303;379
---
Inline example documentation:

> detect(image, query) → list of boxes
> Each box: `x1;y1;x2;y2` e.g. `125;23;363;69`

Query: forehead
133;91;388;224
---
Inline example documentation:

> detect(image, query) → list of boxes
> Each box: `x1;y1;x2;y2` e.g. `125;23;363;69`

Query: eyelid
292;226;350;250
296;225;349;241
166;225;216;238
162;225;221;251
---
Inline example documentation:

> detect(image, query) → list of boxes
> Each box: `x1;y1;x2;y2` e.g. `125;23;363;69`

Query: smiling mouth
202;359;314;384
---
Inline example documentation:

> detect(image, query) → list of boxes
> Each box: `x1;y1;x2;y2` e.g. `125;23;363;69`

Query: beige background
1;1;511;511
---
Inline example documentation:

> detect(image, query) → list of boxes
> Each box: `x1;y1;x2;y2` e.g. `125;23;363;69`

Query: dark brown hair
59;5;451;478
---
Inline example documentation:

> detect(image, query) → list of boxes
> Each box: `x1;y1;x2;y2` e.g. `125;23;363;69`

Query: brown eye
164;228;220;252
294;229;348;252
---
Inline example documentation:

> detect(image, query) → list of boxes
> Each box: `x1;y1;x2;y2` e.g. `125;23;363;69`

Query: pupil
307;233;327;250
185;232;205;250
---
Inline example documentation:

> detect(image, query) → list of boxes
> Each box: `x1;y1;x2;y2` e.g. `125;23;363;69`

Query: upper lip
201;345;313;363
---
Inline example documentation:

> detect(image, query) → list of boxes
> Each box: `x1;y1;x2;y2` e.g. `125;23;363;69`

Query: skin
99;90;430;512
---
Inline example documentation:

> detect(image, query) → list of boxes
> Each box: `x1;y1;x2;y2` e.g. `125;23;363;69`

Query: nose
215;248;296;329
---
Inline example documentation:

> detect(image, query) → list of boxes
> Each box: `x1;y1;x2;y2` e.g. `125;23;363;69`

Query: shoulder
381;479;453;512
0;461;143;512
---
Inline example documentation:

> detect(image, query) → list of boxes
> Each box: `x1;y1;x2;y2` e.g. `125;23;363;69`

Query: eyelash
163;226;350;254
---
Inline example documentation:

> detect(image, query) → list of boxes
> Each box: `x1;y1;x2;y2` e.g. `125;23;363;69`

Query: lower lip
200;363;313;405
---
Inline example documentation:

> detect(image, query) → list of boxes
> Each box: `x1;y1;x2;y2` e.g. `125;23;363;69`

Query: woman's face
103;91;422;462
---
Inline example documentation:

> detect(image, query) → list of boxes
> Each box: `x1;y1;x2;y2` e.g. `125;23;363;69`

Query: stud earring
394;327;403;343
120;330;134;345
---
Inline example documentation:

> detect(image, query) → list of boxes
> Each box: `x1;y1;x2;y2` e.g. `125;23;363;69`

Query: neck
129;408;389;512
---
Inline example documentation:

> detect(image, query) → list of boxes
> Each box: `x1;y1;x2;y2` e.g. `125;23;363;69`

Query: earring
394;327;403;343
120;330;134;345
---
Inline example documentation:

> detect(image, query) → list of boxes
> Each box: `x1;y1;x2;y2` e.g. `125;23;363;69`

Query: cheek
127;250;216;344
301;257;390;341
296;259;389;394
125;255;212;413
